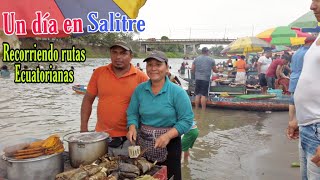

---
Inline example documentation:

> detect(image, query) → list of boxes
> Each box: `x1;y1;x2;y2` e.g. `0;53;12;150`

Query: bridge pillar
183;44;187;55
139;44;148;53
192;44;196;54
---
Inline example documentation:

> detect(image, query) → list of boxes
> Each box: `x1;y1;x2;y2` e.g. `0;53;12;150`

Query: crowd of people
79;22;320;176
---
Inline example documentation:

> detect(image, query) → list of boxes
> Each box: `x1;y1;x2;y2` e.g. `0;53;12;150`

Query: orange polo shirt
87;63;148;137
236;59;246;72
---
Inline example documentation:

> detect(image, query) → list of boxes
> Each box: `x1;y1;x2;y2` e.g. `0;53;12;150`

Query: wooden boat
184;76;290;111
190;95;290;111
72;85;87;94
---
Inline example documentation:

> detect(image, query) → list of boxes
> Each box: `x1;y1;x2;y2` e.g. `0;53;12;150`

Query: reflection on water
0;58;272;179
182;110;271;179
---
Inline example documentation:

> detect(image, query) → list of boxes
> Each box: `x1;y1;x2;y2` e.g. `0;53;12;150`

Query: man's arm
285;65;291;74
244;61;248;71
276;65;285;79
287;105;299;140
191;63;195;73
174;76;182;86
257;61;262;74
80;92;96;132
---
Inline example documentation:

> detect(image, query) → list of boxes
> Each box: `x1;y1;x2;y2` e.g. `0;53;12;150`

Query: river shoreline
242;112;300;180
17;39;226;59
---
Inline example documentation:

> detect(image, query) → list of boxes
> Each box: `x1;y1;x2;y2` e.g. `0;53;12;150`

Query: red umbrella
0;0;146;38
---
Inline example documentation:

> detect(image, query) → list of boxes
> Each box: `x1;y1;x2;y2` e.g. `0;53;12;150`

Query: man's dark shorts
259;73;267;87
195;80;210;97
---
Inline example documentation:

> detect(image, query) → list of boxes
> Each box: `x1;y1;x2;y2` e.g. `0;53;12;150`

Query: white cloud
136;0;311;39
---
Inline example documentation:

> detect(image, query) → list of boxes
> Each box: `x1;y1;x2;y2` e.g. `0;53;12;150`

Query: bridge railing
138;38;236;42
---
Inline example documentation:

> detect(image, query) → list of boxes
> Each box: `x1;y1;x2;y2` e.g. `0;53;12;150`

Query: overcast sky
136;0;311;39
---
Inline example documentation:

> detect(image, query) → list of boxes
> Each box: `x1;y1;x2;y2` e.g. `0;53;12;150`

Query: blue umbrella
302;24;320;33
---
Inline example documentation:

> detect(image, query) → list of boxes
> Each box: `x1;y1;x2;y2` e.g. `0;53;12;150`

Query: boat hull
191;96;290;111
72;85;87;95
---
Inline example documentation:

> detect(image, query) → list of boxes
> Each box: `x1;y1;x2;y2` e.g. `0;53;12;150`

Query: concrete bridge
137;38;235;55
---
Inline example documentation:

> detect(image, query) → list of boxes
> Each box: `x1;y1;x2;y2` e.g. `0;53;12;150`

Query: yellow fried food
14;152;44;159
42;134;60;148
28;140;44;148
45;143;64;155
16;147;44;153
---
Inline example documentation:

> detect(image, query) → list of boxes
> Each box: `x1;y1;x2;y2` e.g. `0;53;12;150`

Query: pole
251;25;255;36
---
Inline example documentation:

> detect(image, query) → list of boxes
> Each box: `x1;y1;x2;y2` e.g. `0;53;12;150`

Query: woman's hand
155;133;171;148
127;125;137;144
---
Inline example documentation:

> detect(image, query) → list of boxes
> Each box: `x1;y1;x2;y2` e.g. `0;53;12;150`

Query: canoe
72;85;87;94
190;95;290;111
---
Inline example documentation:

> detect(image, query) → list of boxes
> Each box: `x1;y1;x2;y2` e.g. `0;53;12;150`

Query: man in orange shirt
80;41;148;156
235;55;247;84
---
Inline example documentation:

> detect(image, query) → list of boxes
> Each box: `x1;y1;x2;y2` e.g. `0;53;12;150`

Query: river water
0;58;275;179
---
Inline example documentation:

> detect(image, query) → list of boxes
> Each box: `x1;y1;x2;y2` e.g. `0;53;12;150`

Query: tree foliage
210;46;224;56
161;36;169;40
149;36;183;53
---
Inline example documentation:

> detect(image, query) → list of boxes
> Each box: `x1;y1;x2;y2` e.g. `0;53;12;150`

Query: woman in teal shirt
127;51;194;180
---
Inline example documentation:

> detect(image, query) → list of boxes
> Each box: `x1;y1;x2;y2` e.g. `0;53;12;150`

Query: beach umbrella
289;11;320;33
271;45;290;53
0;30;20;67
256;26;311;46
221;36;271;54
289;11;318;28
0;0;146;38
301;22;320;33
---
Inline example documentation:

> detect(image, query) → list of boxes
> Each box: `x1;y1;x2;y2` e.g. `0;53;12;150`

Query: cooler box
210;85;246;95
267;89;283;98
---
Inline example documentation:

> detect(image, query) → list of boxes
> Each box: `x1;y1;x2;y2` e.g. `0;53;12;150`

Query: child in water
181;120;199;159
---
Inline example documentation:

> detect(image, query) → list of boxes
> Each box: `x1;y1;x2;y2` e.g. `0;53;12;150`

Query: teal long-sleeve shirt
127;77;194;135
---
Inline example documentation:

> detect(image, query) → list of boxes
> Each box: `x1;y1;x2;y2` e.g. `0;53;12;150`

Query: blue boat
72;85;87;94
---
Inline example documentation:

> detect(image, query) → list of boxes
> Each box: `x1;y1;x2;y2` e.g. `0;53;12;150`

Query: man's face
110;46;133;70
311;0;320;22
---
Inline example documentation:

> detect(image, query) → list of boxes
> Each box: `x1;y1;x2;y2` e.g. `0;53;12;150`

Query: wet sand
242;112;300;180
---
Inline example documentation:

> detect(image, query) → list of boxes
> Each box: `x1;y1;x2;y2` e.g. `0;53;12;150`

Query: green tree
210;46;224;56
161;36;169;40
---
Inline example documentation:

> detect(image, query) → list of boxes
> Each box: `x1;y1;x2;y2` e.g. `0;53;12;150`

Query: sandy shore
243;112;300;180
